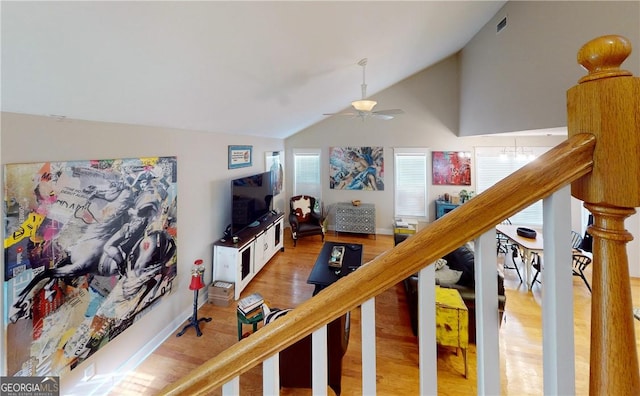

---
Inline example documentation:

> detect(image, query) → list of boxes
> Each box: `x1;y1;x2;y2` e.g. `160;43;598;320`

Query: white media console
213;212;284;300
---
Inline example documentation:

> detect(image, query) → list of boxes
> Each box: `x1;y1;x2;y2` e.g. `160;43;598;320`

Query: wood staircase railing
160;35;639;395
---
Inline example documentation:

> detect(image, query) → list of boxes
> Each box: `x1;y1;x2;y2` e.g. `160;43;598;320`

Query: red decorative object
177;259;212;337
189;259;206;290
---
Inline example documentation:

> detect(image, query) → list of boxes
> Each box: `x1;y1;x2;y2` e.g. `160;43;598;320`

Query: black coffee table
307;242;363;295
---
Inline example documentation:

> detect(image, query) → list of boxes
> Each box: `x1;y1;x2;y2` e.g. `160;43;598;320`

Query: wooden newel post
567;35;640;395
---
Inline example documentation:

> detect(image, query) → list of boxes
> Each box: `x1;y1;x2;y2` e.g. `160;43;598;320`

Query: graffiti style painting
432;151;471;185
329;147;384;190
3;157;178;377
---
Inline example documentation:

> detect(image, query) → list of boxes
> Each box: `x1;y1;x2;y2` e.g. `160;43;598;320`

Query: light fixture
500;139;535;161
351;99;377;112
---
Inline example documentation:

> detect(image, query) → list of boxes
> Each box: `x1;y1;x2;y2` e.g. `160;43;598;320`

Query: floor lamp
177;259;212;337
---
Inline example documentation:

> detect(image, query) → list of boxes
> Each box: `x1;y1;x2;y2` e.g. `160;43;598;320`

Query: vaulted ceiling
1;1;506;139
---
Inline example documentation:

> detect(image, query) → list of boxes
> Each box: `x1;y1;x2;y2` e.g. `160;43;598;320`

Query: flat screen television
230;171;277;235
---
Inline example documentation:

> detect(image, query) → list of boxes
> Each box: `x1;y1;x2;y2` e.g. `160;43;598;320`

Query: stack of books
237;292;264;318
394;218;417;235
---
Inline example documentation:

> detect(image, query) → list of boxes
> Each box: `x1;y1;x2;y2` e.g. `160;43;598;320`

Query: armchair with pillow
289;195;325;246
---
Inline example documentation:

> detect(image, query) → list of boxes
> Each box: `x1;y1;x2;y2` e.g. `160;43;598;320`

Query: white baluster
263;354;279;395
542;186;575;394
311;325;328;395
222;376;239;395
361;298;377;394
475;231;501;394
418;265;437;395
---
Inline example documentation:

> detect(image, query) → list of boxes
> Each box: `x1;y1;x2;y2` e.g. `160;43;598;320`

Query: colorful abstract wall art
3;156;178;377
432;151;471;185
329;147;384;190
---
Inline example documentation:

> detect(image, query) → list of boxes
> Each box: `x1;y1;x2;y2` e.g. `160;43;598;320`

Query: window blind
293;149;321;198
394;148;428;218
475;146;551;226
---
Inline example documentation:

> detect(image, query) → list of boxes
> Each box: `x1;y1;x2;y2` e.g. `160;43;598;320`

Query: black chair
289;195;325;246
530;252;592;293
531;252;543;287
572;253;592;292
498;219;523;282
496;218;512;254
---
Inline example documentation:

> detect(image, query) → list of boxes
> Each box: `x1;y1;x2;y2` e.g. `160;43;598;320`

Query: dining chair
530;252;543;287
496;218;512;254
572;253;592;292
497;219;523;282
529;252;592;293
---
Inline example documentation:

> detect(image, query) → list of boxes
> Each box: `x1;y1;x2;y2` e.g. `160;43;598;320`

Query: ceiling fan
324;58;404;120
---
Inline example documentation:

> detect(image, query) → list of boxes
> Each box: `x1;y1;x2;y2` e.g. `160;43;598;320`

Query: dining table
496;224;544;290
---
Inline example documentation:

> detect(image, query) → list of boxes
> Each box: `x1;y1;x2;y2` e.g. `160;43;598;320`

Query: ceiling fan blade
371;114;394;120
323;112;358;117
372;109;404;116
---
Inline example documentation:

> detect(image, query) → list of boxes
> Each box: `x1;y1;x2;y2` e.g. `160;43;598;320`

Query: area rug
634;307;640;321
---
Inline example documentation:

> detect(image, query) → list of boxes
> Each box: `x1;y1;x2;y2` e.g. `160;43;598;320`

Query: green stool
237;309;264;340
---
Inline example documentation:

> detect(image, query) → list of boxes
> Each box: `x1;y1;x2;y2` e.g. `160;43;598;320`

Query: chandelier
499;139;536;161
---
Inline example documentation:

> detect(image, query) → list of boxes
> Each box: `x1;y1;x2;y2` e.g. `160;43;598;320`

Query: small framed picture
228;145;253;169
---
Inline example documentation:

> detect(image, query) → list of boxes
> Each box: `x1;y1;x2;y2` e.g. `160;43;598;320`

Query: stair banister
567;35;640;394
161;136;596;396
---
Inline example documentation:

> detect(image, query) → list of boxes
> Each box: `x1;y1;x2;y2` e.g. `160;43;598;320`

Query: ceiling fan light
351;99;377;112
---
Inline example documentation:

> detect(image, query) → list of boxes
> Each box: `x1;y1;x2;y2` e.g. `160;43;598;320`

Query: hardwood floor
109;231;640;395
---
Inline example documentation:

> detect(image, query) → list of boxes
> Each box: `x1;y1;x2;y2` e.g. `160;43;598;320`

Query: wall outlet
83;363;95;381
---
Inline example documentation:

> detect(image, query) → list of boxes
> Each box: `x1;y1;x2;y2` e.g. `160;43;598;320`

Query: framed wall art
228;145;253;169
3;156;178;377
265;151;284;196
329;146;384;190
432;151;471;185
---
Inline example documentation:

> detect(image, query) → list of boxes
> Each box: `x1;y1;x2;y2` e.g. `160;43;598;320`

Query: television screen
231;171;274;234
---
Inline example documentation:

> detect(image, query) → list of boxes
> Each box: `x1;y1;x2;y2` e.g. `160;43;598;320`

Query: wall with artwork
0;112;283;392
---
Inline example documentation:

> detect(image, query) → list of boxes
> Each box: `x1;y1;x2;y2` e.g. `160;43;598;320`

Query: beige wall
0;112;284;391
459;1;640;136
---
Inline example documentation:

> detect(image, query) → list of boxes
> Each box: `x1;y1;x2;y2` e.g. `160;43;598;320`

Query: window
394;148;428;218
293;149;321;198
475;146;551;226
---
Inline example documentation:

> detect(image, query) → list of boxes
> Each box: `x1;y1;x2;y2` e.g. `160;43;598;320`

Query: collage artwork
3;156;178;377
329;146;384;191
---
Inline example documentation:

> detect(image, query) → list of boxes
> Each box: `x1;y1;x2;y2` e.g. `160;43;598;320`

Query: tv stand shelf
213;213;284;299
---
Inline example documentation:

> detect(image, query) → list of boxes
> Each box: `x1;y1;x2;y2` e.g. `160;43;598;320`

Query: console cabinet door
254;230;269;273
213;242;254;300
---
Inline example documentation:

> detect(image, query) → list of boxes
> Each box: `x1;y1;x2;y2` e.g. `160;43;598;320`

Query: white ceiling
1;1;506;139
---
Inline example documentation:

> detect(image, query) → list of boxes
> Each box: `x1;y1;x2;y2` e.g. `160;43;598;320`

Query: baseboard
91;301;201;395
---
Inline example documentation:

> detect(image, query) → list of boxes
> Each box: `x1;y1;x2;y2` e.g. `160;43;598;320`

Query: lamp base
176;289;212;337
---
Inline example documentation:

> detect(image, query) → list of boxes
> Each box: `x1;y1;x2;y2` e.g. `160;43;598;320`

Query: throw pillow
435;264;463;287
433;258;447;271
262;303;293;325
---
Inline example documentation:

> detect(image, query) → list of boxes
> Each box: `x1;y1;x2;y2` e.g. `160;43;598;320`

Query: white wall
0;112;284;392
459;1;640;137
